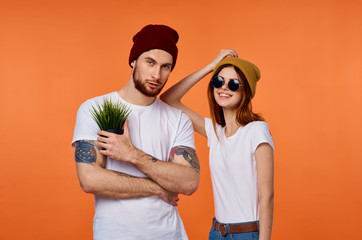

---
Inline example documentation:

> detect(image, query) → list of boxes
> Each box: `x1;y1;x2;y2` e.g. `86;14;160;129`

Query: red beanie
129;24;179;70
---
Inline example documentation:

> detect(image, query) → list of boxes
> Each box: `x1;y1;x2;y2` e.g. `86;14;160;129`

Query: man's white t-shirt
72;92;194;240
205;118;274;223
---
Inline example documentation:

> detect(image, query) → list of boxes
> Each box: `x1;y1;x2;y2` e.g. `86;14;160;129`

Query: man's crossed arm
74;124;200;204
75;140;179;205
96;121;200;196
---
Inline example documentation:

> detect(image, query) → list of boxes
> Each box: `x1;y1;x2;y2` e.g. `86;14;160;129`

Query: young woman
160;49;274;240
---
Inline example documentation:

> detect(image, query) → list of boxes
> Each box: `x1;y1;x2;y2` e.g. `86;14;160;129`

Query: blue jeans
209;218;259;240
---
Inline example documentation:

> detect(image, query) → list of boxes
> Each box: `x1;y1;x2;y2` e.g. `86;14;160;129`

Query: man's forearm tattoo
169;146;200;173
75;140;98;165
149;155;159;163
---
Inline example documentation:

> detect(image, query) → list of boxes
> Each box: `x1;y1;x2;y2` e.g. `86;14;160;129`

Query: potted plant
90;97;131;135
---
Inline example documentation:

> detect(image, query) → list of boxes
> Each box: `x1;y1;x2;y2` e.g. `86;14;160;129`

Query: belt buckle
219;223;227;236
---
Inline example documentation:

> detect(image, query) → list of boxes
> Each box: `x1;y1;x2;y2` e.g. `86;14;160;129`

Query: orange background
1;0;361;239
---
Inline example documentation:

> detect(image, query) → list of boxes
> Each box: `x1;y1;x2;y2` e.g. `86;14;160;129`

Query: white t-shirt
72;92;194;240
205;118;274;223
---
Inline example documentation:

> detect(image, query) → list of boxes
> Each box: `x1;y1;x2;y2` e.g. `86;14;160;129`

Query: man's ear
130;60;135;68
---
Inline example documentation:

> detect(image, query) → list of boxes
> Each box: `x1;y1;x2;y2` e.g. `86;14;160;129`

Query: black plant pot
100;128;124;138
106;129;124;135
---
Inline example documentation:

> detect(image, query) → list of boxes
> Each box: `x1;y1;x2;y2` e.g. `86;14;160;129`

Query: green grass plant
90;98;131;131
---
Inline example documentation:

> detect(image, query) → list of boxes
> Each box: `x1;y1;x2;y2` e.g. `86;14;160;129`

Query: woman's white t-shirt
205;118;274;223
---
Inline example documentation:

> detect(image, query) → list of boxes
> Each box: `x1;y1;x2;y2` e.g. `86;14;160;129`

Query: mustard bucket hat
213;57;261;98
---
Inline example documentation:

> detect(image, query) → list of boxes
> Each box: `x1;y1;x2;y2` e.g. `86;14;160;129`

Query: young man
72;25;200;240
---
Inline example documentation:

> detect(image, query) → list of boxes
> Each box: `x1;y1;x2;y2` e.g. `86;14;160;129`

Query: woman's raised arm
160;49;238;136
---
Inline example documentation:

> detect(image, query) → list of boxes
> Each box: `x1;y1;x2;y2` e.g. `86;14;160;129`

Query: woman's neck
223;108;239;137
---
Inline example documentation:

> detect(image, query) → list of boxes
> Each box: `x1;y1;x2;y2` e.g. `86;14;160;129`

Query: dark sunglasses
211;76;241;92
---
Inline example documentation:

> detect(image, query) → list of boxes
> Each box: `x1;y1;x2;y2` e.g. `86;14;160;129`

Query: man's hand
97;120;136;162
158;189;179;206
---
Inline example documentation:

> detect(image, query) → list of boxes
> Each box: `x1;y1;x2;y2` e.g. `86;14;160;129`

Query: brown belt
214;221;258;236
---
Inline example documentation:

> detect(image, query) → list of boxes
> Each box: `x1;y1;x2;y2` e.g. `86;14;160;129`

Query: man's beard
133;65;165;97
